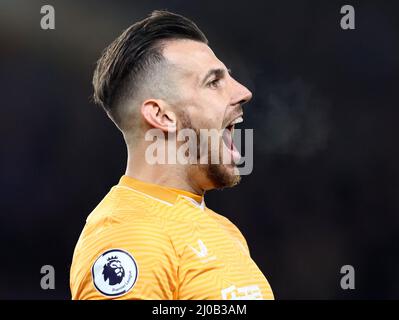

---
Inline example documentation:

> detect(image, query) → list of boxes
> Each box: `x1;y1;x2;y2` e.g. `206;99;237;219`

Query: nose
230;77;253;107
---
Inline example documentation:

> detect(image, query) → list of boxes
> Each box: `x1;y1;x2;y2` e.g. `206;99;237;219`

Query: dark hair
92;10;208;128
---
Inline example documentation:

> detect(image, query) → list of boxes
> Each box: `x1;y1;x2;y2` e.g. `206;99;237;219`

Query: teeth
230;116;243;126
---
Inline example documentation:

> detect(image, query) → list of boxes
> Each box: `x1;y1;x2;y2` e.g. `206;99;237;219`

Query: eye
207;78;221;88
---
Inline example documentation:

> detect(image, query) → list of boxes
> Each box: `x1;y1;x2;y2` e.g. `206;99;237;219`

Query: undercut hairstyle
92;10;208;131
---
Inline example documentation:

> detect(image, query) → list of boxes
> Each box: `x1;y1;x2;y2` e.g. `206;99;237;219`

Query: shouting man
70;10;273;300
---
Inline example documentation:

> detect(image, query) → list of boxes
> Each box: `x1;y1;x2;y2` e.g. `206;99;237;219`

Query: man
70;10;273;300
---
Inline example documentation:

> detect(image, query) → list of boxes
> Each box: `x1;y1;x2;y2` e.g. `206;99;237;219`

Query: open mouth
222;116;243;164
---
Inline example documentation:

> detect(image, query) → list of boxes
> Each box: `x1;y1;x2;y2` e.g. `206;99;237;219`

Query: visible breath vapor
252;78;331;157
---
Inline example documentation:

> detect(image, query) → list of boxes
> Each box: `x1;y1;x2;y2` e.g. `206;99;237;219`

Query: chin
207;163;241;190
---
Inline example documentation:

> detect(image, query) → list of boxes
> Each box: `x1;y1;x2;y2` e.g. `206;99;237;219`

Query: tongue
222;129;241;164
231;140;241;163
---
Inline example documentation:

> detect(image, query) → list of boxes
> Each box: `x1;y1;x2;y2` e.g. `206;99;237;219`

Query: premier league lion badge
92;249;138;297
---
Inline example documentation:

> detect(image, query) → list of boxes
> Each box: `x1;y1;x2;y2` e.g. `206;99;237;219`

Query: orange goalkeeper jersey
70;175;274;300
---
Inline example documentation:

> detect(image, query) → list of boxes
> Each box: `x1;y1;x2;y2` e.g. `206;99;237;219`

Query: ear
140;99;177;133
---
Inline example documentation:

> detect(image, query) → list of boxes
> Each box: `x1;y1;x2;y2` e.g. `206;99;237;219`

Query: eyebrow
201;68;232;86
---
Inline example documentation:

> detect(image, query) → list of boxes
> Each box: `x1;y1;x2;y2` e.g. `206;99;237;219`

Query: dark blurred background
1;0;398;299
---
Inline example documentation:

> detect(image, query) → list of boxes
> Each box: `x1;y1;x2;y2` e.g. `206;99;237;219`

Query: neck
125;145;205;196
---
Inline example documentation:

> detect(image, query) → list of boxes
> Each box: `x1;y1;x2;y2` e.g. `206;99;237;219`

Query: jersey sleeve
75;217;179;300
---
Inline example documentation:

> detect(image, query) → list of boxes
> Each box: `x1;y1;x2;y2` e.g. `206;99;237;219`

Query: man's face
163;39;252;190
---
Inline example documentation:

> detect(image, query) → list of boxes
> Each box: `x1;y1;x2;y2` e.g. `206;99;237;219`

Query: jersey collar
118;175;204;207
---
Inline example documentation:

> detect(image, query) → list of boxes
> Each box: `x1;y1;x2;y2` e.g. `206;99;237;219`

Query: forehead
162;39;226;79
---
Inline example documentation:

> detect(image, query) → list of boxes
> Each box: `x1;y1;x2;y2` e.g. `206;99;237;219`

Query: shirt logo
221;284;263;300
92;249;138;297
189;239;217;263
189;239;208;258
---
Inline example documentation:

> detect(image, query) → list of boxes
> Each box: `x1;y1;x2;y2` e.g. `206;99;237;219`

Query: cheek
204;92;229;121
181;89;228;128
193;99;227;128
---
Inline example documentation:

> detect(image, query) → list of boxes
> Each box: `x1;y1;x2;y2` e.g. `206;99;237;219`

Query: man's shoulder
78;186;174;249
206;208;249;245
206;208;238;229
86;184;160;221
